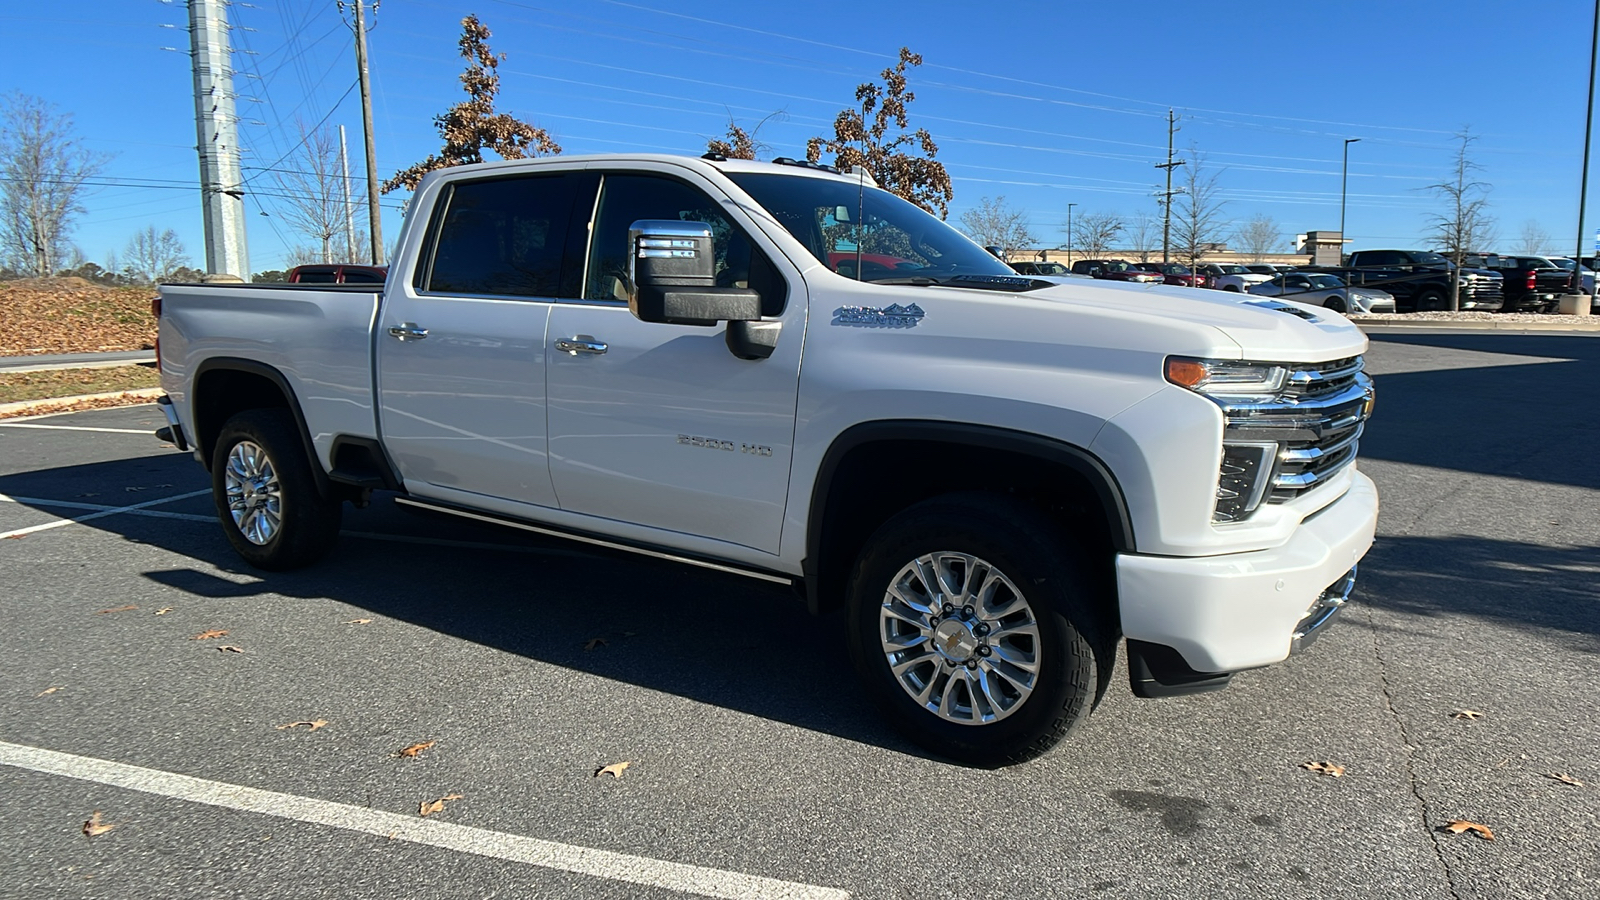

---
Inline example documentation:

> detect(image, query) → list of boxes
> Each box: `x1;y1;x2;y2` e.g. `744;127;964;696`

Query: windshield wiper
868;274;1048;292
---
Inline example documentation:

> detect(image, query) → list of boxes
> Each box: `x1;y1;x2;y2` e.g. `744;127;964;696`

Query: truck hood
854;277;1368;363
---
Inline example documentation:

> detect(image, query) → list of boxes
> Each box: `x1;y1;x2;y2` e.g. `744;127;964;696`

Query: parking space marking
0;493;593;556
0;740;850;900
0;489;211;539
0;423;157;435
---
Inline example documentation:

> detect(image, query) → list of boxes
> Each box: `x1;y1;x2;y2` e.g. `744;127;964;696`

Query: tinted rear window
426;175;581;298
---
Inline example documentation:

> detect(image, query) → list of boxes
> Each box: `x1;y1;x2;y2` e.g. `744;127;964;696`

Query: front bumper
1115;471;1378;672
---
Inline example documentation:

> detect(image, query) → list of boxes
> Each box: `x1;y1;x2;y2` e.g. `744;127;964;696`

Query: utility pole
1154;109;1185;264
1340;138;1361;261
339;124;355;261
347;0;385;265
187;0;251;280
1563;0;1599;314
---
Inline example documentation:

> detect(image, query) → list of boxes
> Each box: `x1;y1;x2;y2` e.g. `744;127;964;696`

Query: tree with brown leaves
806;48;953;219
707;123;756;161
383;16;559;193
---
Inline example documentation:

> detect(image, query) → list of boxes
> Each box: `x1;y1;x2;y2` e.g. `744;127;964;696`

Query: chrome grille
1217;356;1373;513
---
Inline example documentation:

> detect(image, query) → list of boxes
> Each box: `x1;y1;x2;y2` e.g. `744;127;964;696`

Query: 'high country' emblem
832;303;925;328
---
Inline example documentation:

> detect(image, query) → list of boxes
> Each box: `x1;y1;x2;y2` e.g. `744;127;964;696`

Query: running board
392;496;794;586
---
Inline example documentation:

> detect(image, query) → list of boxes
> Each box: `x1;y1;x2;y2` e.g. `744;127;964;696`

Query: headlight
1164;356;1289;396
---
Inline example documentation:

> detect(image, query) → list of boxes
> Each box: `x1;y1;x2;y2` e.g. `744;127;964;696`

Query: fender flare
191;357;332;498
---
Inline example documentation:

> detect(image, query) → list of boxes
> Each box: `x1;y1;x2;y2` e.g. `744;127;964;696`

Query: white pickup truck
154;153;1378;765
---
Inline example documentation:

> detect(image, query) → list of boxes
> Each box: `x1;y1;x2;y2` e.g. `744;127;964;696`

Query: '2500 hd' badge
678;434;772;457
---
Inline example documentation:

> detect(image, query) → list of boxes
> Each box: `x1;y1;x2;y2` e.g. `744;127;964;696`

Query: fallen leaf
1299;761;1346;777
192;629;228;640
36;686;61;697
595;760;631;779
2;534;25;540
1545;773;1584;787
418;793;464;817
1440;820;1495;841
583;638;607;651
1452;710;1484;721
82;812;116;837
397;741;436;759
154;607;174;616
95;605;138;615
216;645;245;653
345;618;372;625
275;719;329;732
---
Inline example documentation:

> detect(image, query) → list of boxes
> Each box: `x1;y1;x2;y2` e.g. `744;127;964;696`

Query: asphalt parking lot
2;329;1597;900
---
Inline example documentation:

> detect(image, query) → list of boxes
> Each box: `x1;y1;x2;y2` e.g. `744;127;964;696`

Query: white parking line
0;740;850;900
0;489;211;539
0;423;157;434
0;493;592;556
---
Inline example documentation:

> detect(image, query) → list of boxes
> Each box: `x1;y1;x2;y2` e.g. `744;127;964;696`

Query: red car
1134;262;1209;288
1069;259;1163;283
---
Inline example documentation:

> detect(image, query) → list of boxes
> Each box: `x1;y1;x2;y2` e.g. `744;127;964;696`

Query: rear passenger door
376;171;594;509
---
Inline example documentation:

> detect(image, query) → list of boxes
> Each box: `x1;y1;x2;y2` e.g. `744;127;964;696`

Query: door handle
388;322;429;341
555;336;608;355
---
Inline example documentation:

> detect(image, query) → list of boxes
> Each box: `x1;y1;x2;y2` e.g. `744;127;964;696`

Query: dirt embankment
0;278;157;356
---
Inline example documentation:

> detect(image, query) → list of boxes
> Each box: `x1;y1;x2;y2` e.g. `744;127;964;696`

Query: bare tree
122;226;190;284
706;110;786;161
271;121;348;263
1233;213;1282;261
807;48;954;218
1517;219;1552;255
1071;211;1123;258
1172;150;1229;267
0;93;109;275
1126;212;1160;262
958;196;1036;256
1425;128;1495;311
384;15;560;192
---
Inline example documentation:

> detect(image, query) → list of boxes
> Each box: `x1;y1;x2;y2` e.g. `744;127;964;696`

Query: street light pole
1563;0;1599;314
1066;202;1077;266
1339;138;1361;262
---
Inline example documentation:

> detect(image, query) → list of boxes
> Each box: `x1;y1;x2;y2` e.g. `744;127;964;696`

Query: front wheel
846;494;1111;766
1325;296;1347;314
211;409;342;570
1415;289;1447;311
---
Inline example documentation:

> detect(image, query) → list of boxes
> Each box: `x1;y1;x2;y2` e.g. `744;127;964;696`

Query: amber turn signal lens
1165;358;1209;389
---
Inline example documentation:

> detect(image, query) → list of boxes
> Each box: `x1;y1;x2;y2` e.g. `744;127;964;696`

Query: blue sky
4;0;1598;273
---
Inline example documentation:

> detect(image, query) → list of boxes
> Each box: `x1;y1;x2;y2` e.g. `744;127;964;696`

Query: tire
211;409;342;570
1415;289;1446;311
1223;285;1241;292
1325;296;1347;314
845;493;1113;767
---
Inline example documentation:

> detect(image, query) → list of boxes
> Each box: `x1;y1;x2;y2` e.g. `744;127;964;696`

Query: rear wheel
846;493;1111;766
211;409;342;570
1415;289;1447;311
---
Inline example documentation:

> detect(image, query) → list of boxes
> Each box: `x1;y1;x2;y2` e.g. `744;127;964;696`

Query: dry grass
0;365;161;404
0;277;157;356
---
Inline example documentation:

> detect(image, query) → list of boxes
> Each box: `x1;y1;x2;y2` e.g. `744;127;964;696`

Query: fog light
1214;442;1277;522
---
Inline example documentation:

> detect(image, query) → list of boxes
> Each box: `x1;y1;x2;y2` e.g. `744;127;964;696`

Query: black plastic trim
328;435;404;491
154;395;189;451
1126;639;1233;698
191;357;331;498
801;420;1137;613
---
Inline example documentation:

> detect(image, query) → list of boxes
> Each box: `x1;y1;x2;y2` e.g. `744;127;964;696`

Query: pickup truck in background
1459;254;1570;312
154;153;1378;766
1311;249;1503;312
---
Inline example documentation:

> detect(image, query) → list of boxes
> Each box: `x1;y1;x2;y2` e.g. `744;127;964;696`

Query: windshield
1407;251;1450;266
726;172;1019;282
1219;265;1251;274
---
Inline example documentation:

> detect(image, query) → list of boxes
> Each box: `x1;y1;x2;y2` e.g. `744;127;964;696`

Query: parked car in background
287;264;388;284
1245;264;1294;276
1069;259;1164;283
1134;262;1209;288
1009;261;1084;278
1546;257;1595;294
1200;264;1273;293
1326;249;1502;312
1248;272;1396;315
1459;255;1573;312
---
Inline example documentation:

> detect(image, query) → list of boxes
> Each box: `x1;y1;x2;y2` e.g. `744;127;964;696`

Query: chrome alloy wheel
224;440;282;546
879;552;1041;726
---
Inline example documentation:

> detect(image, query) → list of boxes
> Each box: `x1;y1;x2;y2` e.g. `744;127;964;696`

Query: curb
0;388;164;420
1351;316;1600;332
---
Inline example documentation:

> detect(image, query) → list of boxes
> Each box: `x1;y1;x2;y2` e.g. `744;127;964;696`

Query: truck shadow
1360;331;1600;492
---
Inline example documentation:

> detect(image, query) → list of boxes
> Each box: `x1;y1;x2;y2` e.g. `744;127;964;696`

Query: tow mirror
628;220;761;326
